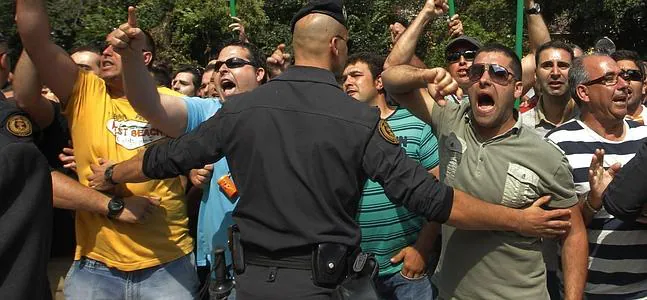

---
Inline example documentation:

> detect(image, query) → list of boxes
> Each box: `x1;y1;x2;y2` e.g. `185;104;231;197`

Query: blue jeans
64;253;199;300
375;271;434;300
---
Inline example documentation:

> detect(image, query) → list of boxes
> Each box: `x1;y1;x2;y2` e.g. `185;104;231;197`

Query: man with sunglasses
546;54;647;299
16;1;199;299
444;36;481;102
382;43;587;299
610;50;646;124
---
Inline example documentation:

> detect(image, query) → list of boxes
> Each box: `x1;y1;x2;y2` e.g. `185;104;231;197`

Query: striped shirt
546;118;647;299
357;106;439;276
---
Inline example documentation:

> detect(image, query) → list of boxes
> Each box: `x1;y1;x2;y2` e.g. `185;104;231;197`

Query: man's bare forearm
112;151;150;184
384;9;434;69
526;0;551;52
52;171;109;215
13;51;55;128
561;205;587;300
15;0;78;102
382;65;431;95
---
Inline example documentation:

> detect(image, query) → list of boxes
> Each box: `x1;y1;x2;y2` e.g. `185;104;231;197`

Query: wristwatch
104;163;119;185
107;196;125;219
526;3;541;15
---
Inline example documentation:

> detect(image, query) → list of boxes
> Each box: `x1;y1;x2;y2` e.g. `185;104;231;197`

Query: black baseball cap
446;35;482;54
290;0;347;32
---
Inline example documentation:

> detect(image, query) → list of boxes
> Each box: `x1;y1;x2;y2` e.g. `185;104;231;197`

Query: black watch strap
105;164;119;185
107;196;125;219
526;3;541;14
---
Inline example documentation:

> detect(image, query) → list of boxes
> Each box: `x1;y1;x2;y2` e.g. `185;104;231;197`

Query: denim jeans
64;253;199;300
375;271;434;300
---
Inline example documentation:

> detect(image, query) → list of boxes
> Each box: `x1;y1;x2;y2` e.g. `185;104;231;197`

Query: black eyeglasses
446;50;477;63
214;57;257;70
621;69;644;82
583;72;625;86
468;63;516;85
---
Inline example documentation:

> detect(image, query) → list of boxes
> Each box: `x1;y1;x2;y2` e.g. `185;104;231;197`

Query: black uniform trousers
235;264;335;300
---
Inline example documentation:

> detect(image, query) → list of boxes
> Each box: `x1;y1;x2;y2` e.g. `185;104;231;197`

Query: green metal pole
229;0;236;17
448;0;455;17
514;0;523;108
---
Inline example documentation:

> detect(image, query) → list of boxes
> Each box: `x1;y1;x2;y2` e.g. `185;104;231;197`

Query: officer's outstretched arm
362;128;572;238
109;110;226;185
16;0;79;104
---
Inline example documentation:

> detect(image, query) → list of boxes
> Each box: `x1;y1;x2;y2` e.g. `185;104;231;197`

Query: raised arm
107;7;188;137
384;0;448;69
521;0;552;94
382;65;458;124
12;51;55;128
15;0;79;104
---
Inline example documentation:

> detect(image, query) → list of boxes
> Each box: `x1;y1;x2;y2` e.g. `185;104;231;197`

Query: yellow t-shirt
64;71;193;271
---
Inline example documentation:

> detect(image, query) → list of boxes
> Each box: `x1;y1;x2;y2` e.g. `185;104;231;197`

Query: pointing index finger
128;6;138;28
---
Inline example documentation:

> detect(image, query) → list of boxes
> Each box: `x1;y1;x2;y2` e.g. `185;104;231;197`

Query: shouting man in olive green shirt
383;43;587;299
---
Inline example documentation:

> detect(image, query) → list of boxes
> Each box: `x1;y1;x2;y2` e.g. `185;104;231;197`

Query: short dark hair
535;40;574;67
0;32;8;54
150;62;172;88
217;39;268;84
70;45;101;56
611;50;645;81
346;52;386;80
474;43;522;81
142;30;156;67
173;65;202;90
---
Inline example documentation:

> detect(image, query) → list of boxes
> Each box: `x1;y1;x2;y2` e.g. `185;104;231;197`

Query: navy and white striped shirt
547;118;647;299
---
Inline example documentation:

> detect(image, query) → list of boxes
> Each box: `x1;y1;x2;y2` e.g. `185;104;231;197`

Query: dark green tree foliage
1;0;646;71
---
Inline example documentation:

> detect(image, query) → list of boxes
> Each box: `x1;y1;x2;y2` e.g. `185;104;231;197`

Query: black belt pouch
312;243;348;287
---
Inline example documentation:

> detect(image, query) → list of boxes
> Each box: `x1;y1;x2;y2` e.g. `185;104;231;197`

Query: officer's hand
266;43;291;79
107;6;146;56
58;147;77;172
422;0;449;19
588;149;622;208
229;17;249;43
88;158;117;191
391;246;428;279
517;195;572;238
424;67;459;106
448;14;464;39
189;164;214;189
116;195;161;224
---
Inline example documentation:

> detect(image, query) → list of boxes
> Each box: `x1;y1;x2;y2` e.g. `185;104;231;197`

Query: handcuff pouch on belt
312;243;350;287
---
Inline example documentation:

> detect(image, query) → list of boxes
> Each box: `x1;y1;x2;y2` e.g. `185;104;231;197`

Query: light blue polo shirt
184;97;238;267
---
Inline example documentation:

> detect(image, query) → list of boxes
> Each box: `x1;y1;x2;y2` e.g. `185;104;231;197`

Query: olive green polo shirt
430;101;578;300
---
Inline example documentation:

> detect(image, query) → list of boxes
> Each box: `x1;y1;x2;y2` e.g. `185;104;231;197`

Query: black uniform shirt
0;93;53;300
144;66;454;251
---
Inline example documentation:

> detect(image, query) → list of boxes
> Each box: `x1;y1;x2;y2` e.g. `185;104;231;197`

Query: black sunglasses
621;69;644;82
468;63;516;85
214;57;257;70
446;50;477;63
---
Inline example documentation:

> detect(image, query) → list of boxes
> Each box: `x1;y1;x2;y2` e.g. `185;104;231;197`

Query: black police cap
290;0;347;32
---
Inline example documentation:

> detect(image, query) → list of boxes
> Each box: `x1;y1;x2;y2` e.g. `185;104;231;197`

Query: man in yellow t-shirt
15;1;197;299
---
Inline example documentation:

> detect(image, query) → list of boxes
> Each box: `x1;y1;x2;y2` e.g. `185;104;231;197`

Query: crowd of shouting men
1;0;647;299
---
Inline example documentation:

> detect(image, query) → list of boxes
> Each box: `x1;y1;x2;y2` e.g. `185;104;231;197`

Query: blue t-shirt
184;97;238;267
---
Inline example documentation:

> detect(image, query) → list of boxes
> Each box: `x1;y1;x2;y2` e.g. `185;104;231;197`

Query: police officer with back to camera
0;32;53;300
91;1;574;299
